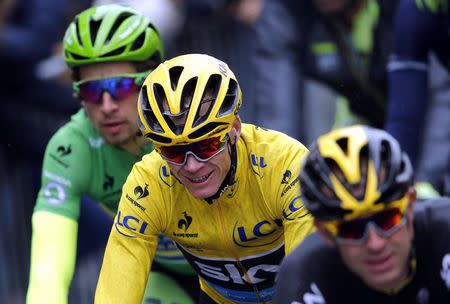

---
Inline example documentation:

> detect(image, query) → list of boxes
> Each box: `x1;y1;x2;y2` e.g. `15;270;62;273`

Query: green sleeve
34;124;92;220
27;211;78;304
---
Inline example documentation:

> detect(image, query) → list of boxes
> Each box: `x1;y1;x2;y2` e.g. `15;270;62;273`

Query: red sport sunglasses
155;136;229;165
323;207;407;245
72;70;149;104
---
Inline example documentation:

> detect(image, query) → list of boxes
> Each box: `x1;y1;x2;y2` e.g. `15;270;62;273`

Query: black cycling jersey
275;198;450;304
281;0;398;127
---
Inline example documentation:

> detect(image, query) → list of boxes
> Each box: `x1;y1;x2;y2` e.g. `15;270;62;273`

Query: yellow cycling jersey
95;124;315;304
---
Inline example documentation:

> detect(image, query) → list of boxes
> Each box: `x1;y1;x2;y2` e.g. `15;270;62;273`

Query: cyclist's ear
314;219;337;248
230;115;242;145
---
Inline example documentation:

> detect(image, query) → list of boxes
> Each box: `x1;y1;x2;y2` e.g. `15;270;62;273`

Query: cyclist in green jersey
26;4;198;304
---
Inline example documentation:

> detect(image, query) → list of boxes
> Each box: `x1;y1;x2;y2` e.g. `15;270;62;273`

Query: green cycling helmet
63;4;164;68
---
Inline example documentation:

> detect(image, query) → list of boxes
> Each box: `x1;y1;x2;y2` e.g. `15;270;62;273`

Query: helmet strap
205;136;238;204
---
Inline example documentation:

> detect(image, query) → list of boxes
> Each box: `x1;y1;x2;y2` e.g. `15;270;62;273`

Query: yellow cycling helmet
299;125;413;222
138;53;242;146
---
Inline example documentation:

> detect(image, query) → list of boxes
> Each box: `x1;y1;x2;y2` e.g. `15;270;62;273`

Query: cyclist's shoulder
240;124;308;161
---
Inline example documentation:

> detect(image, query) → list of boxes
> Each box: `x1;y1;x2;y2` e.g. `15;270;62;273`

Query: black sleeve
275;233;336;304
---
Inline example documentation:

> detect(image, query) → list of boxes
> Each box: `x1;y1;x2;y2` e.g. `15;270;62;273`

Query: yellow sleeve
273;141;315;253
26;211;78;304
282;198;315;253
95;169;159;304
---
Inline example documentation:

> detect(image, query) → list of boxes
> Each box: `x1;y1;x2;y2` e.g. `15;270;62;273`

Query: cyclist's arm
95;167;159;304
27;212;77;304
386;0;439;165
271;140;315;253
26;126;91;304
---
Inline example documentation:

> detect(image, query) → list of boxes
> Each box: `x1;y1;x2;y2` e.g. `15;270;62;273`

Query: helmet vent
106;12;133;44
379;140;392;181
89;18;102;46
101;46;126;58
193;74;221;128
168;66;184;91
179;77;197;113
218;79;239;117
140;85;163;133
188;122;228;140
68;52;89;60
75;17;84;47
131;32;145;51
153;83;184;135
336;138;348;154
146;133;172;144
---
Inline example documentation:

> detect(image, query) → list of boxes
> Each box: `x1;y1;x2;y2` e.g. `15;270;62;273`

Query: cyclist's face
79;62;140;147
312;0;351;14
336;204;414;291
167;118;241;199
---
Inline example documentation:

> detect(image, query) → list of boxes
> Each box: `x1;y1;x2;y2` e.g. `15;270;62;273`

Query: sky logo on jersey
44;182;67;205
250;153;267;177
114;210;148;238
178;242;284;302
282;195;308;220
159;165;174;187
233;219;283;247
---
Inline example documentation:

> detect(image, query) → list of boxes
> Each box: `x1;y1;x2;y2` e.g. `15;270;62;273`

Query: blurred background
1;0;449;302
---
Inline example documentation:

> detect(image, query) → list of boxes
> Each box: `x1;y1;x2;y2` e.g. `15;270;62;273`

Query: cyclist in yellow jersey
95;53;315;303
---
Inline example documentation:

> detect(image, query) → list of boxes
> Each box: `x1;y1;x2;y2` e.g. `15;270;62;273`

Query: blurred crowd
1;0;449;302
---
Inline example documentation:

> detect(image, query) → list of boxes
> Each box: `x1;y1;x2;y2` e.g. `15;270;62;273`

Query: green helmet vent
102;46;126;58
89;18;102;46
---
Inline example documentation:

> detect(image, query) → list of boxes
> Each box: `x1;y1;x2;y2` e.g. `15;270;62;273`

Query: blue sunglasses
73;70;149;104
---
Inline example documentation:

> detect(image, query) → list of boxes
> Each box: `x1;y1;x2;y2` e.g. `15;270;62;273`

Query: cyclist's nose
183;154;203;172
100;91;119;113
365;226;387;251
